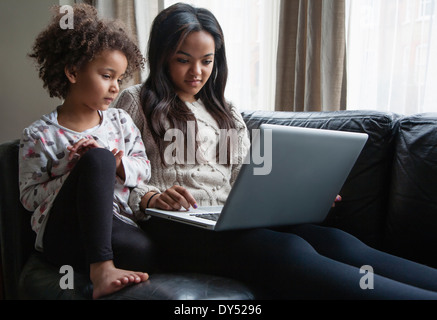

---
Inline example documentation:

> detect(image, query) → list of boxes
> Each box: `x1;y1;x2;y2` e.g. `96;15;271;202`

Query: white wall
0;0;62;143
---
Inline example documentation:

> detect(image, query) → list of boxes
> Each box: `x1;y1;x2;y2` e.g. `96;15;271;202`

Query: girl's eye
204;60;213;65
117;79;123;85
103;74;111;79
177;58;189;64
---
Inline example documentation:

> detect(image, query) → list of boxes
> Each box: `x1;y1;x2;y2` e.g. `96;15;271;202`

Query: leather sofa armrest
385;113;437;268
0;140;36;299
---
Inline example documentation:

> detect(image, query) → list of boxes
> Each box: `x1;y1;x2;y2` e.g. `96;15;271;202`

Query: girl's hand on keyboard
154;185;198;211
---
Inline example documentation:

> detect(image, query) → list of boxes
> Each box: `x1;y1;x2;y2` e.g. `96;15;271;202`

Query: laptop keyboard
189;213;220;221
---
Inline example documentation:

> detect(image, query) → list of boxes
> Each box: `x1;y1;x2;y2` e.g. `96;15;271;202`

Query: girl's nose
110;81;120;93
190;63;202;76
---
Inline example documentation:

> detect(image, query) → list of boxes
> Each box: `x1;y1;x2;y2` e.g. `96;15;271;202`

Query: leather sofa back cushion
386;113;437;268
242;110;400;248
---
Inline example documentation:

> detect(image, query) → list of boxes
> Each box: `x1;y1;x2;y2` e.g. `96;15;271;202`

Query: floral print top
18;107;151;251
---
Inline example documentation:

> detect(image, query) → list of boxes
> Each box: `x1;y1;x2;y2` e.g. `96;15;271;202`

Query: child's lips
186;79;202;87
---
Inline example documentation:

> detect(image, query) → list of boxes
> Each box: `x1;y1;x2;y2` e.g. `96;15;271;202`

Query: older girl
115;3;437;299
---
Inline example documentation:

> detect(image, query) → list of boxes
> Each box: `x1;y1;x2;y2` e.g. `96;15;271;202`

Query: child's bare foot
90;260;149;299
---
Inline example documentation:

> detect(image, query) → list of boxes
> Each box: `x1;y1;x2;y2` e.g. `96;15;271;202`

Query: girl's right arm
18;128;67;212
142;186;198;211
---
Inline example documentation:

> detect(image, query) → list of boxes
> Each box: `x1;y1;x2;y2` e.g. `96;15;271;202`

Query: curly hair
29;3;145;99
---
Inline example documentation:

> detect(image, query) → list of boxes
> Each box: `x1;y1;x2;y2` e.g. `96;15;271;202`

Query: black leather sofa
1;109;436;300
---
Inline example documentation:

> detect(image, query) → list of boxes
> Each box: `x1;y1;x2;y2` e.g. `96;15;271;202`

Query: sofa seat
18;252;254;300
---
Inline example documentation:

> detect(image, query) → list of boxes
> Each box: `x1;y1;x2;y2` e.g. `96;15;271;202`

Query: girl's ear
64;65;78;84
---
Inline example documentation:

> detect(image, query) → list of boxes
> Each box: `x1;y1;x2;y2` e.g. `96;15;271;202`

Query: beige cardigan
114;84;250;216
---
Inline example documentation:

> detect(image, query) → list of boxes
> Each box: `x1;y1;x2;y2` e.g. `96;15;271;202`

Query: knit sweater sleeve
114;109;151;188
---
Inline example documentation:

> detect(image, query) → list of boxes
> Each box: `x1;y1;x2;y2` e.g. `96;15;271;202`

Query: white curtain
346;0;437;115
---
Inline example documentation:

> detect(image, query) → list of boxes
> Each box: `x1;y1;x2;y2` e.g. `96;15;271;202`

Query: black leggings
141;218;437;299
42;149;437;299
43;148;154;273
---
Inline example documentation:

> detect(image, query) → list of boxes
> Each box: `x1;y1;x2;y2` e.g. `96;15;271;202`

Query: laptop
146;123;368;231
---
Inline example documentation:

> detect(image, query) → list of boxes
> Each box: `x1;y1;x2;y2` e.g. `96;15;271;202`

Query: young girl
114;3;437;299
19;4;154;299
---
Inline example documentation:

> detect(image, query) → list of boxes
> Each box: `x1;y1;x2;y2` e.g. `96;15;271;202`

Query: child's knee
81;148;116;171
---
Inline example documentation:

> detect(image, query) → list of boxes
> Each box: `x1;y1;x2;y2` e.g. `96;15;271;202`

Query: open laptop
146;124;368;231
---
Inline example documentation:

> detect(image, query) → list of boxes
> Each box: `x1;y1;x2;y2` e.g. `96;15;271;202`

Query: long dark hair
140;2;236;165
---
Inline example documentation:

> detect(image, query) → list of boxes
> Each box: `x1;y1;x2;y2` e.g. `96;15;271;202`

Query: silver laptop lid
214;124;368;231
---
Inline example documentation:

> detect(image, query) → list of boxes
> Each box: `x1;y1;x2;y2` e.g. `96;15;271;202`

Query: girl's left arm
117;112;151;188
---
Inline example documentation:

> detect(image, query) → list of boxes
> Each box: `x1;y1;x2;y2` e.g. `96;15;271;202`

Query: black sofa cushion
385;113;437;268
242;110;400;248
18;252;254;300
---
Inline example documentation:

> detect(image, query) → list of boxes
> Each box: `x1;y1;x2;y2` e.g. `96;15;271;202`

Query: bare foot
90;260;149;299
